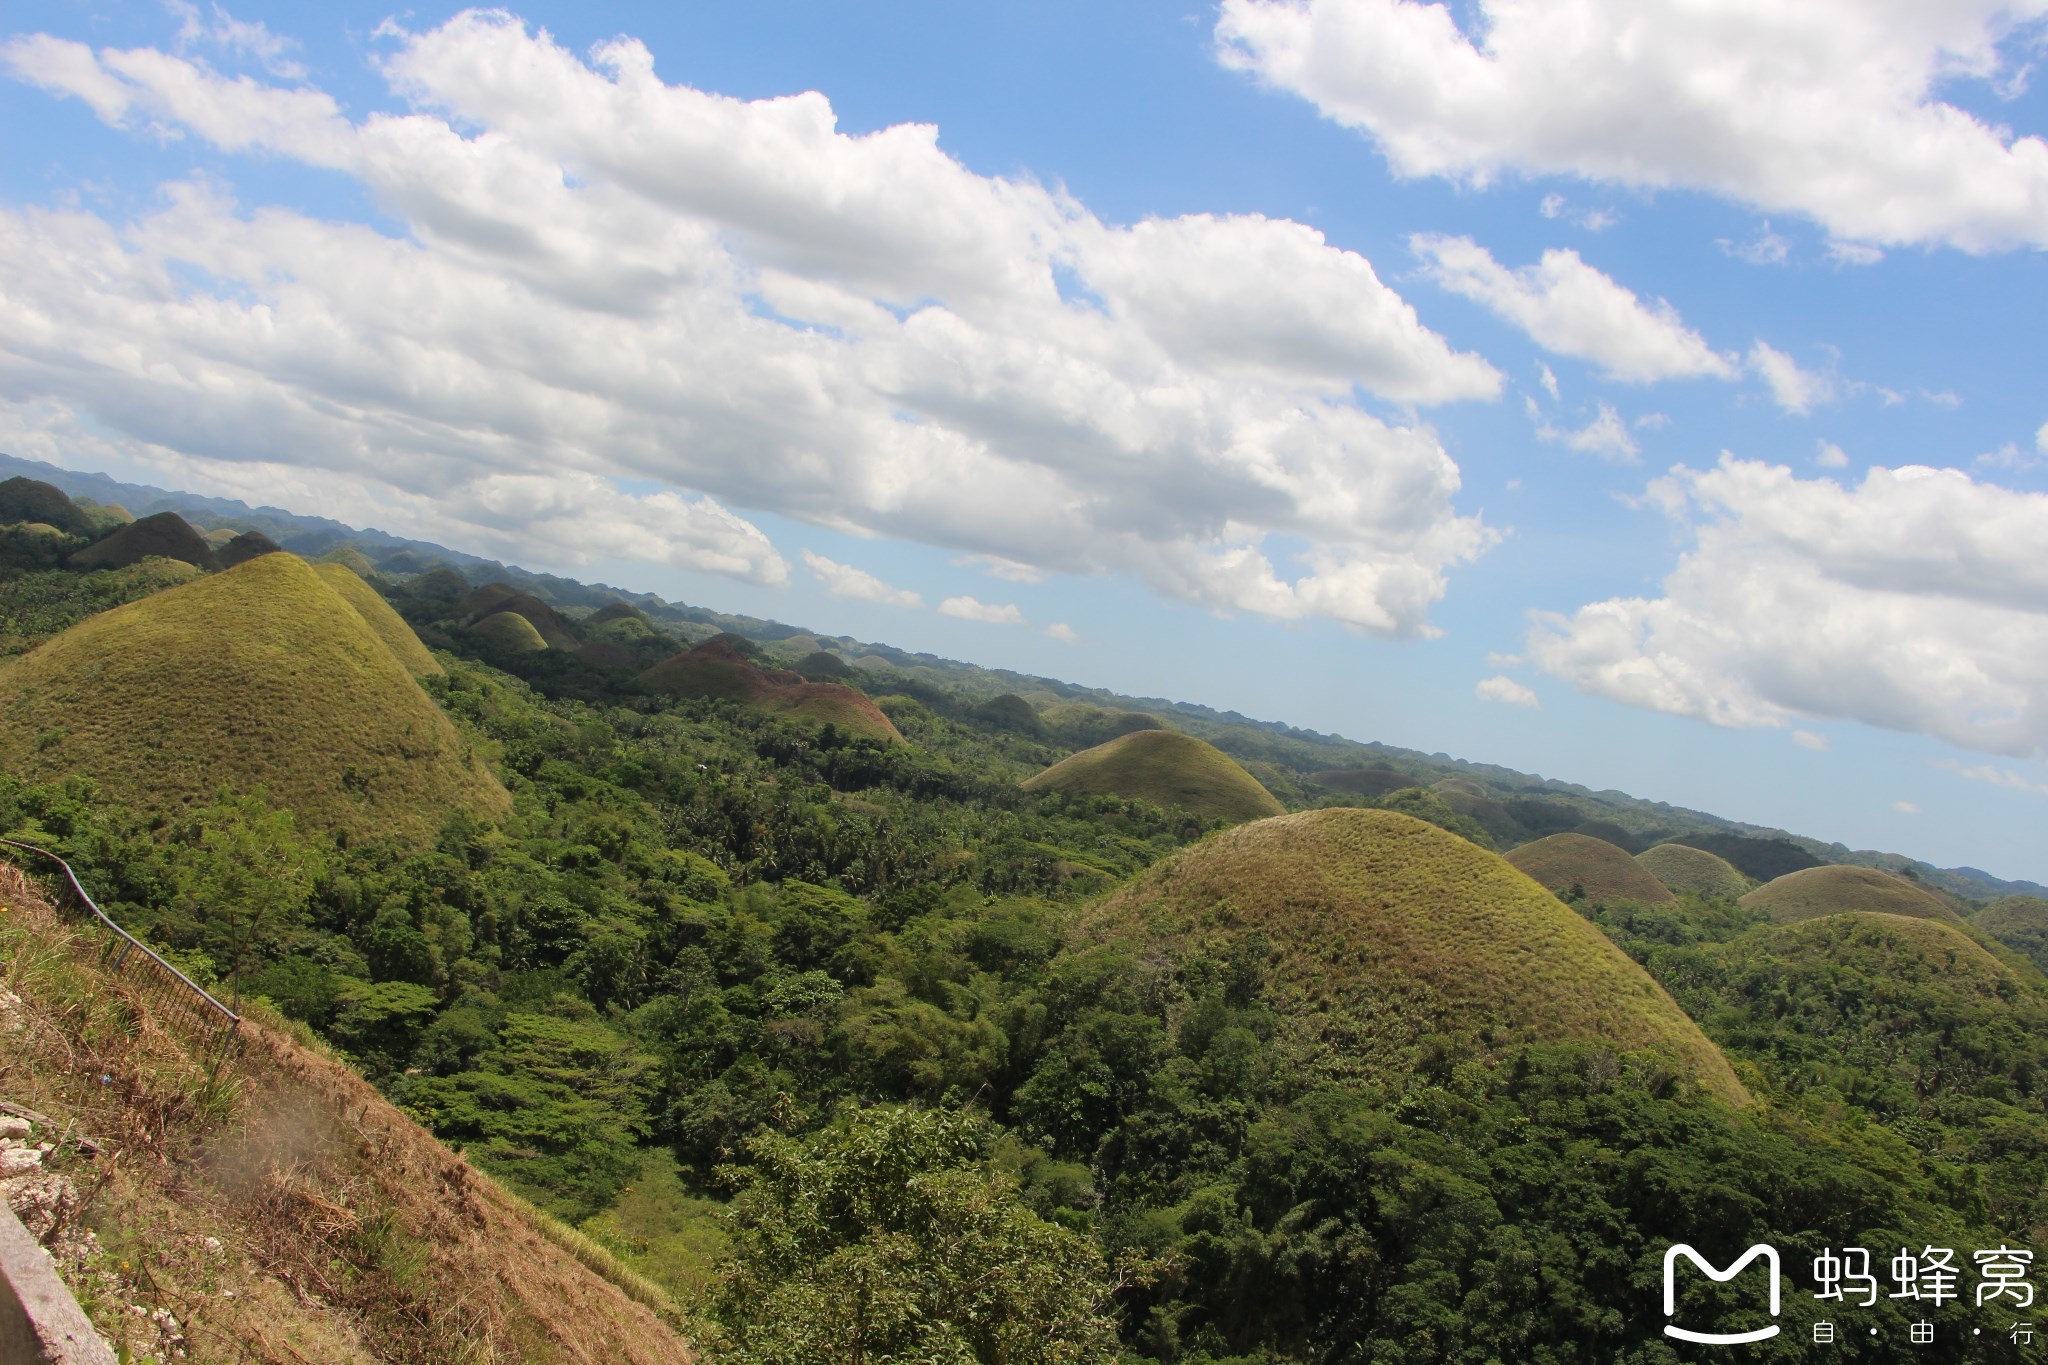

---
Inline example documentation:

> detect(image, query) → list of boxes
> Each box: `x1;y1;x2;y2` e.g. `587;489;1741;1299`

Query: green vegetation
1976;896;2048;974
1022;729;1283;824
316;543;379;576
1675;831;1823;881
0;475;92;533
1636;842;1750;898
1504;832;1676;906
1741;863;1961;923
1079;808;1745;1103
1038;701;1163;748
1571;818;1643;853
217;529;282;566
313;560;444;677
0;552;508;844
1304;765;1411;796
0;557;202;658
640;638;904;744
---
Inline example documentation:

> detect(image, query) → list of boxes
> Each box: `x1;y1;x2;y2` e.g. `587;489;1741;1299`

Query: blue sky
5;1;2048;878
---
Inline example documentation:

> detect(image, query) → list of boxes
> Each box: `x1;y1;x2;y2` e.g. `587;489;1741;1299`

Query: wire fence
1;836;241;1081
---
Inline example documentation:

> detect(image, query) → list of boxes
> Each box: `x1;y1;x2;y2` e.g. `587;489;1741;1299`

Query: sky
4;2;2048;880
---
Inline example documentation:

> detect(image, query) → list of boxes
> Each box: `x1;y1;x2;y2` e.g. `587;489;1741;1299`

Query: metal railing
0;837;241;1081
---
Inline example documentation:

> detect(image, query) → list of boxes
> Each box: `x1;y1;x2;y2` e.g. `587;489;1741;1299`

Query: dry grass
1719;910;2016;988
0;553;509;847
312;563;443;679
471;610;551;653
1022;729;1283;823
1504;833;1675;906
0;863;696;1364
640;640;904;743
1740;865;1962;925
70;512;219;572
1636;843;1751;898
1075;808;1748;1106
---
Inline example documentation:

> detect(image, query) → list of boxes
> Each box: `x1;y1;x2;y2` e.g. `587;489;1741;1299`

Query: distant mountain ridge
6;449;2040;899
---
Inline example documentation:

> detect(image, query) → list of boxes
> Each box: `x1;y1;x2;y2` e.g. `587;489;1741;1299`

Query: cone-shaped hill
312;561;443;678
1505;832;1675;905
1571;819;1645;854
460;585;579;649
0;553;507;844
1672;832;1822;882
217;529;283;567
1637;843;1750;898
1740;864;1962;925
0;475;91;533
1074;808;1747;1105
1022;729;1284;823
638;638;904;743
70;510;218;571
316;544;378;577
473;609;551;654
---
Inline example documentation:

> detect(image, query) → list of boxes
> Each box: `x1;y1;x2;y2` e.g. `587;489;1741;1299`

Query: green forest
6;484;2048;1362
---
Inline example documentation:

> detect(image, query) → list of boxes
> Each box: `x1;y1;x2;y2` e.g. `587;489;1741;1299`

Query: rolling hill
1073;808;1747;1105
639;637;904;743
0;475;91;534
311;561;443;678
69;511;219;571
1504;832;1675;905
217;530;283;567
0;553;508;844
1674;832;1823;882
1974;896;2048;974
1636;843;1751;898
1740;865;1962;924
472;608;552;654
1021;729;1284;823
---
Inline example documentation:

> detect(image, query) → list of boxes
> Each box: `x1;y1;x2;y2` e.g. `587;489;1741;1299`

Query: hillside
1073;808;1746;1104
1636;843;1750;898
1964;896;2048;974
472;608;552;654
0;862;694;1364
639;637;903;743
0;475;91;534
69;511;219;572
1740;864;1962;924
1504;833;1675;906
1021;729;1284;823
311;562;443;679
218;530;283;567
0;553;507;844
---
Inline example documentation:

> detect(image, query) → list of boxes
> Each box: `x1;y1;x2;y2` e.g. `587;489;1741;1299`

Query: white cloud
1535;361;1559;401
1719;223;1791;266
1217;0;2048;253
1748;342;1836;415
1893;801;1923;815
1475;674;1539;707
939;595;1025;625
1934;758;2048;795
0;13;1506;634
953;553;1046;584
1413;235;1734;383
168;2;304;79
1792;729;1829;751
1816;440;1850;469
1046;622;1079;643
801;551;922;608
1531;398;1637;462
1527;457;2048;757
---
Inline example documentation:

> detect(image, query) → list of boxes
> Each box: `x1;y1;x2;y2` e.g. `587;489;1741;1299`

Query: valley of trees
5;484;2048;1362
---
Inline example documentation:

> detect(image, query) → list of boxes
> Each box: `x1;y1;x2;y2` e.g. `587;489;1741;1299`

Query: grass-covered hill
1504;832;1675;905
0;475;92;534
1074;807;1747;1104
1975;896;2048;974
1673;831;1823;882
217;530;282;567
69;510;219;572
1636;842;1750;898
1021;729;1284;823
0;553;507;844
472;607;552;654
1740;864;1962;924
316;543;378;576
639;637;904;743
311;561;442;678
0;865;695;1364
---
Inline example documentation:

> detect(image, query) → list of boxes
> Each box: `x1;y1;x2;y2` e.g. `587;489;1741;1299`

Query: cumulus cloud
954;553;1045;584
1816;440;1851;469
1527;457;2048;756
1046;622;1079;643
1748;342;1836;415
1531;399;1637;462
938;596;1025;625
801;551;922;608
1791;729;1829;750
0;12;1503;632
1412;235;1734;382
1475;674;1538;707
1217;0;2048;253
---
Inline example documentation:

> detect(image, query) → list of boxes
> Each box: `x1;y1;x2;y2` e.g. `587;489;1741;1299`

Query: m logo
1663;1244;1783;1344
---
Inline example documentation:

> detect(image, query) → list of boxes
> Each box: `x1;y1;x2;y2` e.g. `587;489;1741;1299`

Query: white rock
0;1147;42;1175
0;1117;31;1141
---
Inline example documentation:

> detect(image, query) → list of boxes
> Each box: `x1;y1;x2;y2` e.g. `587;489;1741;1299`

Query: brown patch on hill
70;512;219;572
0;867;695;1364
1505;833;1675;906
